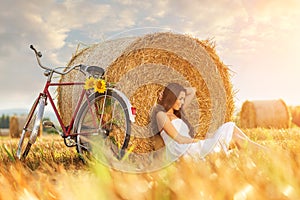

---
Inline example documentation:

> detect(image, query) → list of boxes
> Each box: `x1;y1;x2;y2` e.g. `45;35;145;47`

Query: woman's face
172;91;186;111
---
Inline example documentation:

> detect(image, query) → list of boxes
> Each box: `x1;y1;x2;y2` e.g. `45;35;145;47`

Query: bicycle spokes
75;92;131;161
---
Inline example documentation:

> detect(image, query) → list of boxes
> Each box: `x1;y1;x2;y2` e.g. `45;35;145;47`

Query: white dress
160;118;235;161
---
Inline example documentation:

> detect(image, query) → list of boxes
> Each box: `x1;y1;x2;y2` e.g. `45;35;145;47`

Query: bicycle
16;45;136;161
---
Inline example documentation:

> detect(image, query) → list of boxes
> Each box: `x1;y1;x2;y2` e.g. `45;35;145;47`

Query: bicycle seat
84;66;105;77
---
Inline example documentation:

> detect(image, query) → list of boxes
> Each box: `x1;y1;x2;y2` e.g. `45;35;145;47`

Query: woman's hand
185;87;196;95
192;138;201;143
183;87;196;110
174;134;194;144
174;134;201;144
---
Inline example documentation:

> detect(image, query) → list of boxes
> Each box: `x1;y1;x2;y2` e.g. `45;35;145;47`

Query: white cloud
0;0;113;109
1;0;300;110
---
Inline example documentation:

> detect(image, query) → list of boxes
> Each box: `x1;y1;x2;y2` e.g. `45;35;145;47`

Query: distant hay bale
9;116;21;138
58;32;234;153
290;106;300;127
240;99;291;129
9;115;42;138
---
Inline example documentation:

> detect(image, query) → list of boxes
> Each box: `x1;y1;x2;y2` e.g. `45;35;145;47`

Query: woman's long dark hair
151;83;195;138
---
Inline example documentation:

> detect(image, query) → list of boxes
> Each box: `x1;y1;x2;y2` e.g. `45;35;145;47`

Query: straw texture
9;116;20;138
289;106;300;127
58;32;234;153
240;99;291;129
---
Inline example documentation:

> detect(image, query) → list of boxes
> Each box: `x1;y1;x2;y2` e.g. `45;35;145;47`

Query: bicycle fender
29;97;45;144
110;88;135;123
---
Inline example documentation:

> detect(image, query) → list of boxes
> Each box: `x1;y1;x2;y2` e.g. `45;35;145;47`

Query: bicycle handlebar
30;44;81;75
30;45;42;58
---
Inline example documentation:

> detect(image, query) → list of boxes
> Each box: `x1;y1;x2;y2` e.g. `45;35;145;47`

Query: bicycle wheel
16;97;45;160
74;90;131;161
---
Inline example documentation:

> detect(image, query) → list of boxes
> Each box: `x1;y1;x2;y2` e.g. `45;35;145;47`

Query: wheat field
0;127;300;200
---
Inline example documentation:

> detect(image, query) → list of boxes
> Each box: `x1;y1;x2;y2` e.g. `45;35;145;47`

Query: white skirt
187;122;235;158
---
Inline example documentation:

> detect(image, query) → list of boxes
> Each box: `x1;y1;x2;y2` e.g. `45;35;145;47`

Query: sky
1;0;300;112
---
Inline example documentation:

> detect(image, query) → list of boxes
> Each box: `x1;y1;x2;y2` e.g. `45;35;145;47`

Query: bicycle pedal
64;136;77;147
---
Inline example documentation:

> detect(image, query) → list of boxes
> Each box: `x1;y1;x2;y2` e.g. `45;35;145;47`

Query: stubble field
0;127;300;200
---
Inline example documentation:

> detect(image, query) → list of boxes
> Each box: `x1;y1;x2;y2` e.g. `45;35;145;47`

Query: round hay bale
9;115;20;138
290;106;300;127
240;99;291;129
9;115;43;138
57;32;234;153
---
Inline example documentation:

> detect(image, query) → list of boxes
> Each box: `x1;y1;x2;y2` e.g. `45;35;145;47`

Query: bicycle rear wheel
16;98;45;160
74;90;131;161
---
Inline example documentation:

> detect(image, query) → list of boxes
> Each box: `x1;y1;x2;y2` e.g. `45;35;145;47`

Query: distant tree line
0;114;10;128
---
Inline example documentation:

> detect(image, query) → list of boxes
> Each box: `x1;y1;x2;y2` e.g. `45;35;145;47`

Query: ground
0;128;300;200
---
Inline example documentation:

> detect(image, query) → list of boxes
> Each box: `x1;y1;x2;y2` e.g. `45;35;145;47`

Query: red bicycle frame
37;79;88;137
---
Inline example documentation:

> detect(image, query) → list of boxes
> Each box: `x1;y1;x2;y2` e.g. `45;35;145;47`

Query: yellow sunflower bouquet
84;77;107;93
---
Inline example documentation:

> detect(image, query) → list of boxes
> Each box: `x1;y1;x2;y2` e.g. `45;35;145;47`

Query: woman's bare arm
156;111;195;144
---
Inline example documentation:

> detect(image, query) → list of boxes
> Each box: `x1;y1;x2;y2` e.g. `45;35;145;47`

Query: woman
152;83;264;161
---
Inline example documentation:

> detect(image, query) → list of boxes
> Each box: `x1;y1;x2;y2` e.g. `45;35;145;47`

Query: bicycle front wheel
16;98;45;160
74;90;131;161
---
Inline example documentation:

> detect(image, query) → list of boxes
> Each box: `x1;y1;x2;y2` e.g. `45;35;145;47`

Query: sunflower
84;77;95;90
94;79;107;93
